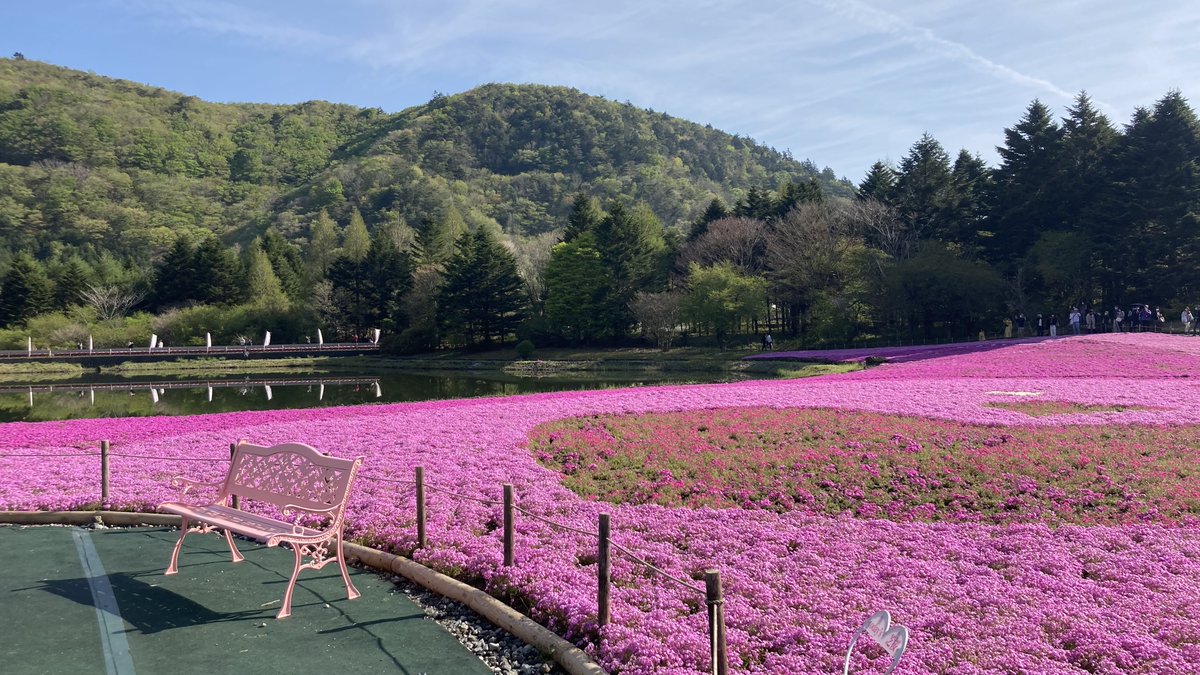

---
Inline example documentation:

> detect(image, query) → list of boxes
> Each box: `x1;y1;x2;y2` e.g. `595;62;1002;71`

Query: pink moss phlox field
4;334;1200;673
759;333;1200;380
745;336;1056;364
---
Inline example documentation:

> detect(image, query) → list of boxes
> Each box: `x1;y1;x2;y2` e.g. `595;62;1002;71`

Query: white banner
317;329;324;345
372;328;381;344
205;332;212;349
88;335;93;352
89;387;94;406
149;334;158;349
374;381;382;398
263;331;271;347
265;384;273;400
207;385;213;402
151;388;159;404
27;337;31;355
318;383;324;400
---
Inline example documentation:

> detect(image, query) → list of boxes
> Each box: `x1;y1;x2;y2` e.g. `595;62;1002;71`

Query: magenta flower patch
4;333;1200;673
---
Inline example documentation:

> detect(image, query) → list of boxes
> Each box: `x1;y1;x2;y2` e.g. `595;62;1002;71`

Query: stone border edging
0;510;609;675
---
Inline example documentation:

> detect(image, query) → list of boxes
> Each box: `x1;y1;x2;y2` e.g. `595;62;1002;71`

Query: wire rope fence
0;440;730;675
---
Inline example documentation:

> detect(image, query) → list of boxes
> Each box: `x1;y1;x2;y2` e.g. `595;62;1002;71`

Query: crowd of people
1004;304;1200;338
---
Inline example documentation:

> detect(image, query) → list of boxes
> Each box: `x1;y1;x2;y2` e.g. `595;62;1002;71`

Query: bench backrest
224;440;362;517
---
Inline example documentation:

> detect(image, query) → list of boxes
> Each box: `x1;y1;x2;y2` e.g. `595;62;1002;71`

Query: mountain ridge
0;57;852;260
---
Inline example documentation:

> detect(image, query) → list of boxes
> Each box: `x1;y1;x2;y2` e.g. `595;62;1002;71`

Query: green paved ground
0;526;492;675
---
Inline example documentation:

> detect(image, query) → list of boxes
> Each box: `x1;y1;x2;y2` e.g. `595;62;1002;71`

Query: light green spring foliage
342;208;371;262
245;239;288;309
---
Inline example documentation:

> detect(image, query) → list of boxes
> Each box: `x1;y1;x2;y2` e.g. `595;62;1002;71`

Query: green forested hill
0;58;849;260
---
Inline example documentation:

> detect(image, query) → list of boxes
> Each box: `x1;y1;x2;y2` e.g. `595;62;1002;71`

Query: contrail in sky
810;0;1095;105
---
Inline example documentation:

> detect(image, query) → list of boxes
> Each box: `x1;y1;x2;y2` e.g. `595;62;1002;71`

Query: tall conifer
989;100;1065;265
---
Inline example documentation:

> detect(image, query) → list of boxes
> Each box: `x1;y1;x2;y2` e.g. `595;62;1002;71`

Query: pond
0;369;766;422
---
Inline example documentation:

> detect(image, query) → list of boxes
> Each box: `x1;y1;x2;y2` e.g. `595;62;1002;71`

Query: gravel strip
375;569;567;675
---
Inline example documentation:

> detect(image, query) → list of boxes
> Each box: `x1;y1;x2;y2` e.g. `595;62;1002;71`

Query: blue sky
3;0;1198;181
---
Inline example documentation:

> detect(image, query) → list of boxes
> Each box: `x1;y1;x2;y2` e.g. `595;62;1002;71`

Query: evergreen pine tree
154;236;198;308
439;228;527;346
946;150;993;252
1055;92;1118;302
1098;107;1155;303
563;193;604;242
51;255;93;309
687;197;730;241
989;100;1065;265
858;161;898;203
192;236;245;304
1060;92;1118;233
362;230;413;333
894;133;954;241
1121;91;1200;299
0;253;52;327
259;228;304;300
593;201;667;338
775;179;824;217
734;187;775;220
543;232;612;343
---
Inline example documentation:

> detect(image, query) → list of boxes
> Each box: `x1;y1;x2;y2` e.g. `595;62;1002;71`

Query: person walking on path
1004;317;1013;338
1086;309;1096;332
1069;308;1081;335
1182;307;1193;334
1050;313;1059;337
1036;314;1044;337
1017;313;1027;338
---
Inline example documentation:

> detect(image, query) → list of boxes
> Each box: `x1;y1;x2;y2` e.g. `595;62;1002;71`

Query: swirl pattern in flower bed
530;406;1200;525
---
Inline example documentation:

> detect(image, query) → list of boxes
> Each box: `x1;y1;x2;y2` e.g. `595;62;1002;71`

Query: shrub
516;339;535;359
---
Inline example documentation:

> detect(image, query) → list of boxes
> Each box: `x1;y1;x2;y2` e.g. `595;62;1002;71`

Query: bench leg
336;531;360;601
165;516;191;575
223;529;245;563
278;545;304;619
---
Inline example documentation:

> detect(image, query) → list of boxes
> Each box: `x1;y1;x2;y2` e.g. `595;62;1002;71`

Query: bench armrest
169;476;226;502
281;503;340;517
279;503;341;536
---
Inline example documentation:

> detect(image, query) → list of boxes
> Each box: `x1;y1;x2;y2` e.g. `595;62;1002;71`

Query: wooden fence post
415;466;427;549
100;440;110;504
705;569;728;675
598;513;611;628
503;483;515;567
228;443;239;509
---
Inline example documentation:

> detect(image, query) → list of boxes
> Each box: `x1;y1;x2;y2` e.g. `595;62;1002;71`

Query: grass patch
529;406;1200;525
0;362;86;382
770;363;862;378
102;357;331;375
985;400;1156;417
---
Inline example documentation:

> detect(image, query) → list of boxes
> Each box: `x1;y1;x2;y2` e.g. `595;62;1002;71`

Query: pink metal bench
158;440;364;619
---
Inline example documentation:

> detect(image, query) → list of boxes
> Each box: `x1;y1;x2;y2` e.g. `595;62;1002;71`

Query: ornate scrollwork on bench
159;440;364;619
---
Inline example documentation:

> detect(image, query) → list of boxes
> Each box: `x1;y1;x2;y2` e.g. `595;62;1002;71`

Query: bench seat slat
159;502;323;543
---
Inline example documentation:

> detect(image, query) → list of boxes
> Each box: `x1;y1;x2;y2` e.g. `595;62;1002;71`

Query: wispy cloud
806;0;1085;105
119;0;336;49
